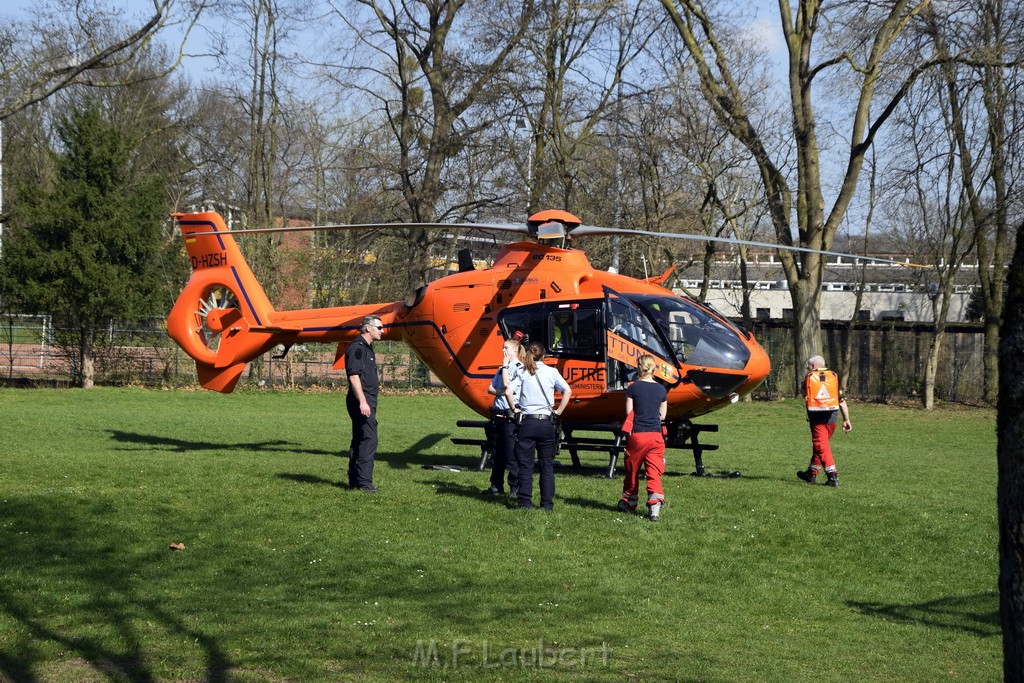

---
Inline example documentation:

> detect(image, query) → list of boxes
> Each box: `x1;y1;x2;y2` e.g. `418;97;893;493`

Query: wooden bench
451;420;494;471
665;422;729;477
559;422;627;477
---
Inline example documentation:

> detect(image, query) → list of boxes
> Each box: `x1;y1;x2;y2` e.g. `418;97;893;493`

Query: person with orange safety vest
797;355;852;487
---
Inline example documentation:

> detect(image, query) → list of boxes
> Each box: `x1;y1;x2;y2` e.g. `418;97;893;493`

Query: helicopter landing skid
691;465;742;479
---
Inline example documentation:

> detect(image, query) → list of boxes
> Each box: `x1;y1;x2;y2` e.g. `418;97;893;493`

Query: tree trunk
922;330;943;410
407;227;432;293
4;316;13;380
998;225;1024;679
78;330;94;389
249;355;265;385
985;318;1000;404
840;278;869;395
737;245;753;328
699;242;713;302
923;284;957;410
791;279;823;396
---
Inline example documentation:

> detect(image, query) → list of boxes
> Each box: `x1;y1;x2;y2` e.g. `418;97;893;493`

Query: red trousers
622;431;666;503
809;422;837;471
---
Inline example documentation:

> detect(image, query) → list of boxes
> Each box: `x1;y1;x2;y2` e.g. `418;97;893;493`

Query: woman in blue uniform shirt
482;338;525;496
513;342;571;510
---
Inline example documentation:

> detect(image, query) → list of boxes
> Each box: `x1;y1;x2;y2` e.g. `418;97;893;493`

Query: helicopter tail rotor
166;211;286;392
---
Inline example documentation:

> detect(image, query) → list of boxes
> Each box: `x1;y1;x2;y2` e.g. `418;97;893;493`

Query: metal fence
0;316;434;390
751;320;986;403
0;314;989;404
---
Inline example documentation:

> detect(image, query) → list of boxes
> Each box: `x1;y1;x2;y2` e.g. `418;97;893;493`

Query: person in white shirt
481;338;526;496
513;342;571;510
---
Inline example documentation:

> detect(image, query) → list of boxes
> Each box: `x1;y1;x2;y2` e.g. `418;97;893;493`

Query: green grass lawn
0;388;999;681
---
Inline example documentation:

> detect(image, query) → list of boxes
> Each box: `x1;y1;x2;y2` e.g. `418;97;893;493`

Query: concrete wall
687;287;972;323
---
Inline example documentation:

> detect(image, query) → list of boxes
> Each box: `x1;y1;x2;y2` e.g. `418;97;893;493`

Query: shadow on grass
106;429;337;458
377;432;483;470
0;497;231;682
426;477;615;512
426;479;518;507
560;495;616;511
276;472;348;488
401;433;454;455
848;593;1000;637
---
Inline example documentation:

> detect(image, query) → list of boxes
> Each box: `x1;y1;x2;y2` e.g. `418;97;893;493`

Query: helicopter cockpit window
498;303;603;359
604;295;675;391
605;297;671;360
626;294;751;371
498;308;545;348
548;309;601;358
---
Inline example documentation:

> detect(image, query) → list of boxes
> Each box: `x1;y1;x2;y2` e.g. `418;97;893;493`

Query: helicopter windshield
625;294;751;371
605;294;673;361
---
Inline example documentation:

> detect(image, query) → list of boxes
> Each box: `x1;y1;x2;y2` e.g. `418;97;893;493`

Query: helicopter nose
741;338;771;394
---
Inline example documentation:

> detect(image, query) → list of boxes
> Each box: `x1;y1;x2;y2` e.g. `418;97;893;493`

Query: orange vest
805;369;840;411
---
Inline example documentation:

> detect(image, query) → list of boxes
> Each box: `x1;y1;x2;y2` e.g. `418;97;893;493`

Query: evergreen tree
3;100;168;387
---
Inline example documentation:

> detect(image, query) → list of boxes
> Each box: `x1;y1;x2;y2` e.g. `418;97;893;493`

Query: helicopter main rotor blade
570;225;928;269
178;215;925;269
183;221;531;237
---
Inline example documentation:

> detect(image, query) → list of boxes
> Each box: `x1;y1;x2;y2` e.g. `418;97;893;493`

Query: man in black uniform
346;315;383;492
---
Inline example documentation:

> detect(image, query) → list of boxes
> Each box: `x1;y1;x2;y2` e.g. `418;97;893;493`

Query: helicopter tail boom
167;211;288;392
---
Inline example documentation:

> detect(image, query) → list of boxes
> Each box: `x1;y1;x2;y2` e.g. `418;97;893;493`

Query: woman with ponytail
513;342;571;510
618;354;668;521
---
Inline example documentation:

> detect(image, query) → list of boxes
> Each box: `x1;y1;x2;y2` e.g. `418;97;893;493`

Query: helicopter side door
496;300;606;399
603;287;679;391
497;300;603;359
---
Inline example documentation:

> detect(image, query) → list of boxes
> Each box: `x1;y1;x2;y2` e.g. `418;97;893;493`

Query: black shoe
825;473;840;488
796;469;817;484
358;485;379;494
481;486;502;496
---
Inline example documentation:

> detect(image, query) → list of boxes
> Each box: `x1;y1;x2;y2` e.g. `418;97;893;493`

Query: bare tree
566;84;703;280
0;0;203;121
325;0;535;292
657;0;945;392
515;0;656;215
283;103;415;306
838;152;874;395
921;0;1023;405
882;55;981;409
205;0;313;298
193;0;309;382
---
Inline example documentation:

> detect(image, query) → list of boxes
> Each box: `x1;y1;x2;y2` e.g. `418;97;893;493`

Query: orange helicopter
165;209;907;475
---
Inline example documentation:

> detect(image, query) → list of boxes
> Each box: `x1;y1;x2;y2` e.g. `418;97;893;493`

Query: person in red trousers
617;354;668;521
797;355;852;488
